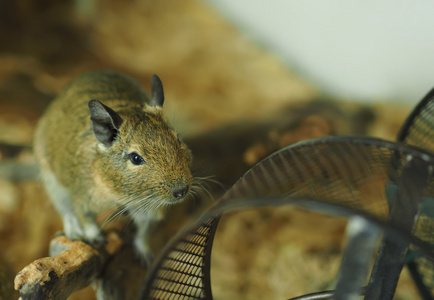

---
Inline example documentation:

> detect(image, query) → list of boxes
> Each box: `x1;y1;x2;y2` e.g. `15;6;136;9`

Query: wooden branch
14;231;146;300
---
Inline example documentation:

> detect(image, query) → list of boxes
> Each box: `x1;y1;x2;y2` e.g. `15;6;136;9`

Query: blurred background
206;0;434;104
0;0;426;299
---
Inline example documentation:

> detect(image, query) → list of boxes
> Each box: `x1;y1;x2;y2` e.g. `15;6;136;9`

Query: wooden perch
14;236;106;299
14;231;147;300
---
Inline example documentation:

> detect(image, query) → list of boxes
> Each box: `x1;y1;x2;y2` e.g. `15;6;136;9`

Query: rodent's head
88;75;193;212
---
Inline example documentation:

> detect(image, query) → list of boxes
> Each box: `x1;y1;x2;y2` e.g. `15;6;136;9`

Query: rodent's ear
88;99;123;147
150;74;164;107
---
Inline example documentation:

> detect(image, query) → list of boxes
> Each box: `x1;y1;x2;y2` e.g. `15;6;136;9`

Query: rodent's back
53;70;150;110
34;70;152;189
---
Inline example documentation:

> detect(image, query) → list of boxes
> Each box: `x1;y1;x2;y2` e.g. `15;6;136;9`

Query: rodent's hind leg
41;171;105;244
131;212;160;267
41;171;87;240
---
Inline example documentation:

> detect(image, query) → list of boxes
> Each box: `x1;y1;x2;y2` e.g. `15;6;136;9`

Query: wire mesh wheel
140;88;434;300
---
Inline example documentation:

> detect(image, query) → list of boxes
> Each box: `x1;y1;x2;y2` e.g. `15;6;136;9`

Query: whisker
99;192;159;230
195;175;226;191
191;177;217;202
100;202;131;229
126;193;164;222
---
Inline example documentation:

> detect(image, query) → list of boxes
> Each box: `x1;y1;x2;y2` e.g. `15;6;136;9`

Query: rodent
34;70;194;263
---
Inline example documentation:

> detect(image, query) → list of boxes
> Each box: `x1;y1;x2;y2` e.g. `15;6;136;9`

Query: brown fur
34;70;193;262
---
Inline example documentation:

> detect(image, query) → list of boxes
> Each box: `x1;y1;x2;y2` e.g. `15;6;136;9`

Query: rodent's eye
177;134;182;145
129;152;146;166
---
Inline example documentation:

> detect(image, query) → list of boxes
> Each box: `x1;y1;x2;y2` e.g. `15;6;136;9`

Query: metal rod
334;216;381;300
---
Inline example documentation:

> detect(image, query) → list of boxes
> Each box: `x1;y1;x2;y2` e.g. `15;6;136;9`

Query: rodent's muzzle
162;180;191;203
172;185;189;200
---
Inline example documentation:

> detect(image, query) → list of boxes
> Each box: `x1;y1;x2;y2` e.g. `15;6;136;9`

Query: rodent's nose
172;185;189;200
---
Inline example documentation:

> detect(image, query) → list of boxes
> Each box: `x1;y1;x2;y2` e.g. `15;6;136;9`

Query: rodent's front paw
82;234;107;246
133;238;154;268
63;220;106;245
63;214;86;241
82;224;106;245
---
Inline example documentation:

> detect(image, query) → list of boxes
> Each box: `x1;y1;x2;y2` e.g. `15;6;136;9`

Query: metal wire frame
395;86;434;300
140;136;434;299
140;88;434;300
